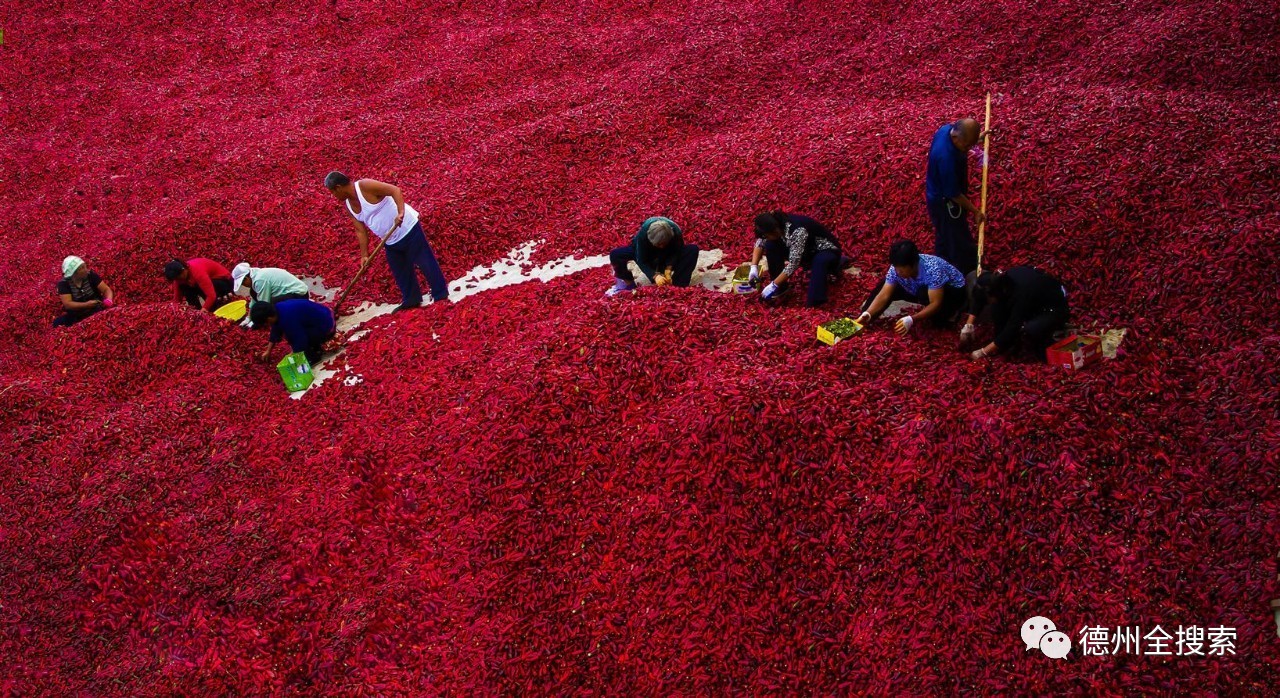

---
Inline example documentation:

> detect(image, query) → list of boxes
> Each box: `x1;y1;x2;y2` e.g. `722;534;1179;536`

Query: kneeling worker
231;263;310;304
250;298;336;364
165;258;234;312
606;217;699;296
858;240;967;335
750;211;843;307
964;267;1069;361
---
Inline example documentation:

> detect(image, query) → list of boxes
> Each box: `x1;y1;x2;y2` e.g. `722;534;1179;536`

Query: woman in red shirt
164;258;234;312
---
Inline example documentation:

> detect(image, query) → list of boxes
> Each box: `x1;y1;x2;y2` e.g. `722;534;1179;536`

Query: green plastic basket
277;352;315;392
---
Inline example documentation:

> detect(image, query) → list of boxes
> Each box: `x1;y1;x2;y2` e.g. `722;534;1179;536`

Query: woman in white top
325;171;449;311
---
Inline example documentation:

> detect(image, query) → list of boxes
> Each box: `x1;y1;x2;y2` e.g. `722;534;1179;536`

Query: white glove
856;312;872;325
748;265;760;283
761;282;779;299
960;323;975;340
970;348;989;361
895;315;914;334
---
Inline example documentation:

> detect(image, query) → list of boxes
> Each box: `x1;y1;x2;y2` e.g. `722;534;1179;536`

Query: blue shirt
270;299;335;353
886;254;966;295
925;123;968;203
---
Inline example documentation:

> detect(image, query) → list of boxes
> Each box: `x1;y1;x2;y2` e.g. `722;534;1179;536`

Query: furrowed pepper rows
1;0;1278;694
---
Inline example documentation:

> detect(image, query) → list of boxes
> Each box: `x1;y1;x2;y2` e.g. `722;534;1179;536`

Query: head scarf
62;256;86;278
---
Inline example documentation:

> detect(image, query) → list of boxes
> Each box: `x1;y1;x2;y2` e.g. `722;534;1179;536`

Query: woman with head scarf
54;256;114;327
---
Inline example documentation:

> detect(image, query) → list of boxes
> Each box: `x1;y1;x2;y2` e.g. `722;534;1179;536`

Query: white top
345;180;419;246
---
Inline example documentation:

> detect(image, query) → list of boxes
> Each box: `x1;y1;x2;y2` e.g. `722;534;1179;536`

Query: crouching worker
231;263;310;304
250;299;336;365
54;256;114;327
857;240;967;335
750;211;842;307
964;267;1069;361
165;258;234;312
606;217;699;296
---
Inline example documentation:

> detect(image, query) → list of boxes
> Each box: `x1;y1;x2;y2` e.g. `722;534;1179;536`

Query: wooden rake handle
332;236;388;314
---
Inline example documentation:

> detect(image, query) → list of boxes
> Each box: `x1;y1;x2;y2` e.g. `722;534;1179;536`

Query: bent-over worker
231;263;310;305
606;217;700;296
165;258;234;312
964;266;1069;362
858;240;967;335
750;211;843;307
250;299;336;364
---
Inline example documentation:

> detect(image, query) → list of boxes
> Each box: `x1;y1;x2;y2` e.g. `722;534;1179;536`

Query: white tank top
345;180;419;245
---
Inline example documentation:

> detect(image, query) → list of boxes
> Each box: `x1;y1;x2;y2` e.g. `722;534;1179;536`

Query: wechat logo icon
1022;616;1071;659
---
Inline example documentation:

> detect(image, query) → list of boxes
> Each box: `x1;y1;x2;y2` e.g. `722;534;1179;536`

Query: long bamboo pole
976;92;992;275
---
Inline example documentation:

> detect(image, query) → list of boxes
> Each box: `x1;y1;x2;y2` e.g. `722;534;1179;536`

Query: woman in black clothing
54;256;115;327
965;266;1069;361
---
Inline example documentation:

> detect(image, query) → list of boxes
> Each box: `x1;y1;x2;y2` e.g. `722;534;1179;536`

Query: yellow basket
214;299;248;322
729;264;757;294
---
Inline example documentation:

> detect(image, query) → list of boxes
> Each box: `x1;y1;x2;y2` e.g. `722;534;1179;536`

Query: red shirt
172;258;232;311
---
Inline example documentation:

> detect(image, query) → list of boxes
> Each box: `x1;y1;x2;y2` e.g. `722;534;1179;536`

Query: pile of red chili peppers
0;0;1277;692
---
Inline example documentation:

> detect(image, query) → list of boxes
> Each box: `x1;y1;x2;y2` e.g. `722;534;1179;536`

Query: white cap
231;263;251;293
62;255;86;278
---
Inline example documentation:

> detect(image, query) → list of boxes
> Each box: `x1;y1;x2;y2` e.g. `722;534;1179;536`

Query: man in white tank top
325;171;450;311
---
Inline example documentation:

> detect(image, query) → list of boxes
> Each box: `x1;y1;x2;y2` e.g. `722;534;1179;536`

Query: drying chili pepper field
2;0;1279;693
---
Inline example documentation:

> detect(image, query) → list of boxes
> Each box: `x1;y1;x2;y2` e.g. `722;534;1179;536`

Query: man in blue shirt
606;217;700;296
858;240;967;335
925;118;986;275
250;299;337;364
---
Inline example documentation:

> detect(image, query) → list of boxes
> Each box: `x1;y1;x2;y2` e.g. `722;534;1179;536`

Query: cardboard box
817;318;863;346
277;352;315;392
1046;335;1102;370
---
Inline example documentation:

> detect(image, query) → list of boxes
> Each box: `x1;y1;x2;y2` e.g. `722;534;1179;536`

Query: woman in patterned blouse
748;211;844;307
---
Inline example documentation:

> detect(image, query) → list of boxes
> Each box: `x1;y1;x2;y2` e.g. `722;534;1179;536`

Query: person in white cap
231;263;310;306
54;256;114;327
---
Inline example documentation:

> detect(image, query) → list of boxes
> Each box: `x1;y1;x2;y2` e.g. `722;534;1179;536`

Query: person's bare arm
863;282;896;320
358;179;406;231
96;280;113;302
952;194;986;224
352;219;372;265
911;287;947;322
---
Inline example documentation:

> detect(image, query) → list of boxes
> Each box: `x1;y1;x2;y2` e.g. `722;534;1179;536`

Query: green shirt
250;267;309;304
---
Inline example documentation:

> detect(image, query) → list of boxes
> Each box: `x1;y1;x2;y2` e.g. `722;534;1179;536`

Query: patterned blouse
754;221;840;277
